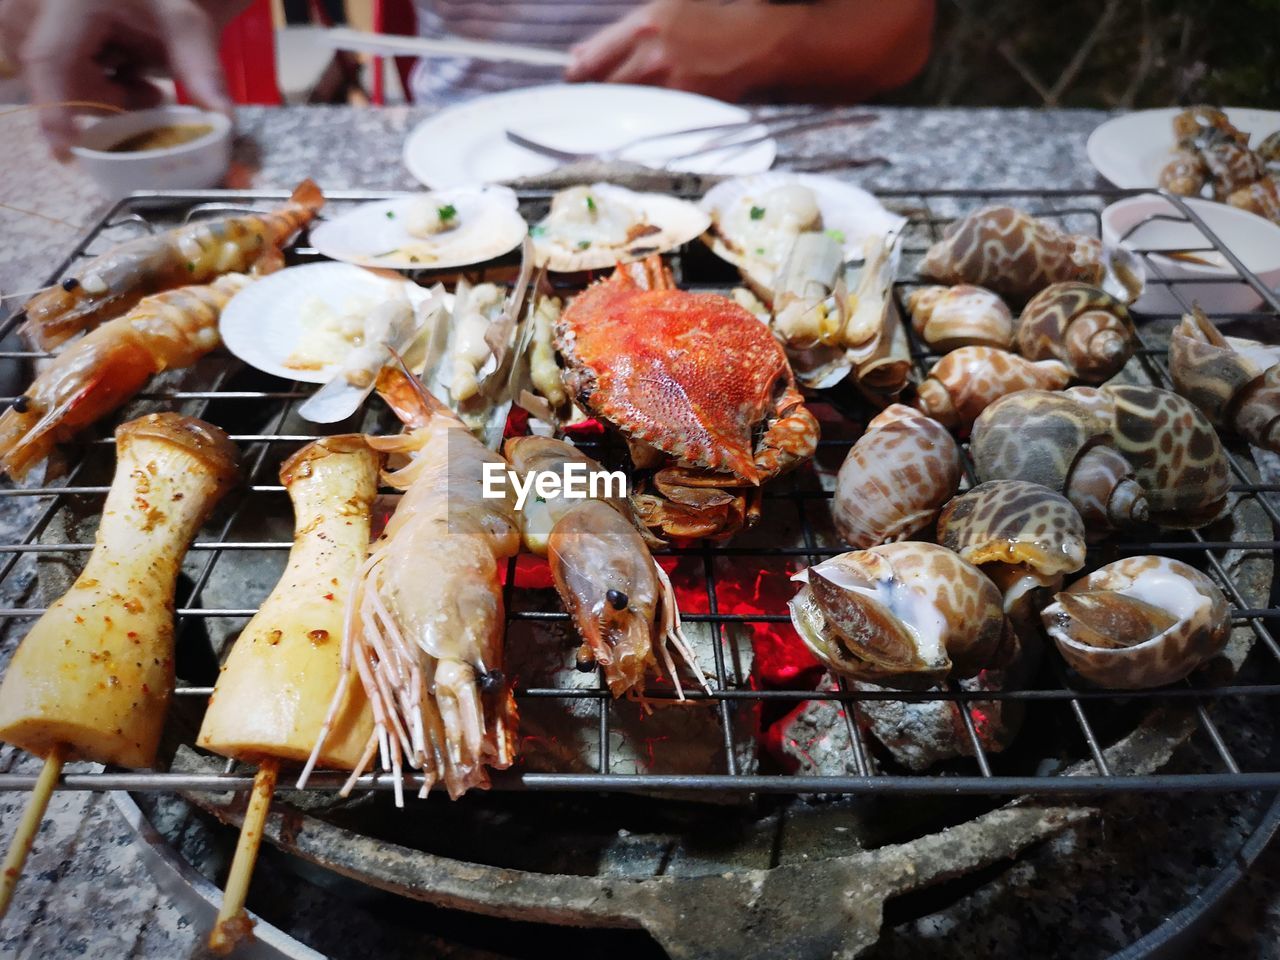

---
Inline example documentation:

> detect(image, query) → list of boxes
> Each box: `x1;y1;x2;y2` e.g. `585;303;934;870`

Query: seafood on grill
699;171;905;293
905;284;1014;352
912;346;1071;430
557;256;819;541
937;480;1087;634
308;186;527;271
1170;307;1280;452
970;390;1148;531
0;274;250;479
1066;384;1232;529
1015;282;1137;384
832;404;961;549
22;179;323;349
0;413;239;767
1042;556;1231;689
505;436;707;699
307;368;520;804
919;204;1144;304
531;183;708;272
199;435;377;953
789;542;1014;688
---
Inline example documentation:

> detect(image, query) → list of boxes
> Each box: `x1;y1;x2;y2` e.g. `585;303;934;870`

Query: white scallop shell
310;185;527;270
219;262;438;384
531;183;710;273
700;172;907;291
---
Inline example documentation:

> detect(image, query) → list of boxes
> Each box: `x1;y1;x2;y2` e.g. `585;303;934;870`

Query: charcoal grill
1;182;1278;959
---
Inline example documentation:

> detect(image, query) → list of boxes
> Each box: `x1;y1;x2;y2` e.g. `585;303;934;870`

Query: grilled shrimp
0;274;251;478
22;180;322;349
505;436;707;699
304;366;521;804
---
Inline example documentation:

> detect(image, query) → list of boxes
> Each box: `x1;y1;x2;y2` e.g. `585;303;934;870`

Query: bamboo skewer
208;757;279;955
0;743;67;920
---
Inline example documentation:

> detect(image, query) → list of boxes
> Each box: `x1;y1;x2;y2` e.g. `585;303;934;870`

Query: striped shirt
410;0;641;104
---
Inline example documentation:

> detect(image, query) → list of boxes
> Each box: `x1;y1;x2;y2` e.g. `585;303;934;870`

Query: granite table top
0;103;1277;960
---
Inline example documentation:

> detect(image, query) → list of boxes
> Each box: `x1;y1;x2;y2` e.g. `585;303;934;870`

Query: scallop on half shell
531;183;709;272
699;172;906;292
310;186;528;271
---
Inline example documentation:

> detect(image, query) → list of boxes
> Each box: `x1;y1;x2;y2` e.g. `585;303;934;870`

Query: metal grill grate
1;186;1278;800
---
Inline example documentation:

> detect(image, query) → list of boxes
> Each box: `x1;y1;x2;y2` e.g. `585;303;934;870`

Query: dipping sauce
106;124;214;153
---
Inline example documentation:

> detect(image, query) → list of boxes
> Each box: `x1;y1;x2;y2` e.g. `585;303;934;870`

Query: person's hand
0;0;240;159
564;0;800;101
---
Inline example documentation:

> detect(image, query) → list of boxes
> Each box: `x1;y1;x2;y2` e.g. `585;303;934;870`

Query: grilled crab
556;256;819;540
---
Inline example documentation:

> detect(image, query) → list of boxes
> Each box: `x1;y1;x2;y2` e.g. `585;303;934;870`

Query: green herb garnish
186;261;195;272
755;247;766;255
372;248;400;258
825;228;846;244
530;224;547;237
385;210;396;219
437;203;457;222
749;205;765;221
585;195;597;214
577;240;592;250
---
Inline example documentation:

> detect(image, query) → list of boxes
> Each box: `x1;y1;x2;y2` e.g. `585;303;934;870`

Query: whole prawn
22;179;322;348
505;436;708;700
303;366;521;804
0;274;250;478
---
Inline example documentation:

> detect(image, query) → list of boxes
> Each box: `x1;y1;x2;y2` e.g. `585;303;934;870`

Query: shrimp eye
478;669;505;692
575;655;596;673
61;277;80;292
11;396;30;414
606;589;629;610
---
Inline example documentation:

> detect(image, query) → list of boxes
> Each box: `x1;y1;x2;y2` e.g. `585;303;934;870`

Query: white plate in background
403;83;776;188
1087;107;1280;188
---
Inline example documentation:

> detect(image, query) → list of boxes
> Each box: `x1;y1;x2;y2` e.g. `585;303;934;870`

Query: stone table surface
0;104;1278;960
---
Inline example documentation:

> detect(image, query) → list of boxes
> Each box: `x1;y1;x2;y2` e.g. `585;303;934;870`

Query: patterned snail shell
1016;282;1137;384
905;284;1015;353
912;346;1071;430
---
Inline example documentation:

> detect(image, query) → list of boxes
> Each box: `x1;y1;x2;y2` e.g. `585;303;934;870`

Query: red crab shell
556;257;811;484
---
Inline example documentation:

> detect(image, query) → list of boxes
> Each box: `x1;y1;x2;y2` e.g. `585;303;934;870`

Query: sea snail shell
789;541;1011;687
913;346;1071;429
832;404;961;549
1015;282;1138;384
905;285;1014;353
1066;385;1232;529
970;390;1149;530
1042;556;1230;689
1169;306;1280;453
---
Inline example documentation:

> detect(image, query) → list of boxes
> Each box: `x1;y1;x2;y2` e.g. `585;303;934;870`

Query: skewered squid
309;368;521;804
970;390;1148;530
789;542;1012;688
1042;556;1230;689
504;436;707;699
912;346;1071;430
937;480;1087;634
0;274;250;479
1015;282;1137;384
22;180;323;348
557;256;818;541
920;204;1144;303
905;284;1014;352
832;404;961;549
1169;306;1280;452
1066;384;1232;529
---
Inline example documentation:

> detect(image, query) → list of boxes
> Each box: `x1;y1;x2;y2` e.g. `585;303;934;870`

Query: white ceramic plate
220;263;436;384
403;83;776;188
1087;106;1280;188
310;186;527;270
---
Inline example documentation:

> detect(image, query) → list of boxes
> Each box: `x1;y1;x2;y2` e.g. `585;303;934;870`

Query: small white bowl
71;105;232;200
1102;194;1280;315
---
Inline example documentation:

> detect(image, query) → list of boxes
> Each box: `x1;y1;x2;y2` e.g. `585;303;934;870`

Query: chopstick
320;27;572;67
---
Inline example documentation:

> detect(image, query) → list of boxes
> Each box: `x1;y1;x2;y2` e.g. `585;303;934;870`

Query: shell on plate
531;183;709;273
905;284;1014;352
1066;384;1232;528
1169;306;1280;452
920;204;1145;304
1042;556;1230;689
789;542;1011;687
1226;174;1280;222
912;346;1071;429
970;390;1148;530
1015;282;1137;384
699;171;906;293
832;404;962;549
